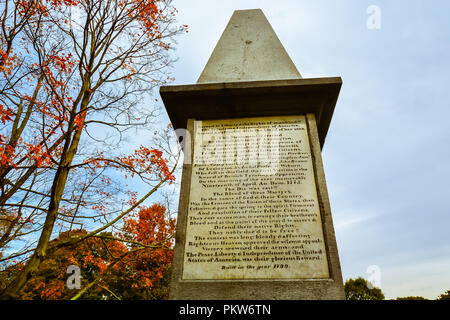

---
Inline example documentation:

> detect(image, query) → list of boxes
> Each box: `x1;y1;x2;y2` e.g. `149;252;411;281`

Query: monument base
168;114;345;300
170;279;344;300
160;10;345;299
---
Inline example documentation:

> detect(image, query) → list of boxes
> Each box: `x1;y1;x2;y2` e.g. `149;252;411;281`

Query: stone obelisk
160;9;345;300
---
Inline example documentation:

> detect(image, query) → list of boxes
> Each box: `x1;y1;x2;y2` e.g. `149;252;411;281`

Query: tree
344;277;385;300
0;204;175;299
0;0;186;299
437;290;450;300
395;296;428;300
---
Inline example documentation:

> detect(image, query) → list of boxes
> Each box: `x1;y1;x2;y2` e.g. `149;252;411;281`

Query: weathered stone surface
169;114;345;299
197;9;302;83
182;116;329;280
160;77;342;149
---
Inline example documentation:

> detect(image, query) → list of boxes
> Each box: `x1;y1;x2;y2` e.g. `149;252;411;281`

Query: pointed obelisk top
197;9;302;84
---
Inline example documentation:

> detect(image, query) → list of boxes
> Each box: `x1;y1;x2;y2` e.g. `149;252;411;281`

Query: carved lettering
182;116;329;279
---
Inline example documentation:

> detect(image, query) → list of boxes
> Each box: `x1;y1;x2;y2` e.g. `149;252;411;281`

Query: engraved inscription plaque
182;115;329;280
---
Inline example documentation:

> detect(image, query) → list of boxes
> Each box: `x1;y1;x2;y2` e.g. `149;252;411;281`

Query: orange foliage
8;205;175;300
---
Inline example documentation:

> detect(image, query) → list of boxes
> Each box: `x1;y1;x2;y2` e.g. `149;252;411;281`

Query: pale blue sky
157;0;450;299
